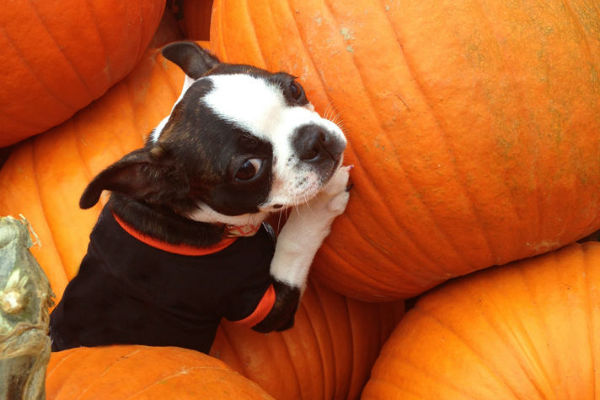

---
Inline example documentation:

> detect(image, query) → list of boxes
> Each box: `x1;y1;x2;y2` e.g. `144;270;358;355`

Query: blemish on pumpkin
346;45;354;53
340;27;354;41
526;240;560;253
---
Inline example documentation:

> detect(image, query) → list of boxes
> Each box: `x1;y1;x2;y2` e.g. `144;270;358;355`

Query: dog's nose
293;124;344;163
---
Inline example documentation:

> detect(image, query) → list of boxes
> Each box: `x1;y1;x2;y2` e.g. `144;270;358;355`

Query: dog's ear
79;145;187;209
161;41;220;79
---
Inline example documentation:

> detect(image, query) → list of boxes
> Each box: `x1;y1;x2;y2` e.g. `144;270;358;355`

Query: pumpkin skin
0;37;188;300
177;0;214;40
0;0;166;146
210;0;600;301
361;241;600;399
211;280;404;400
46;345;274;399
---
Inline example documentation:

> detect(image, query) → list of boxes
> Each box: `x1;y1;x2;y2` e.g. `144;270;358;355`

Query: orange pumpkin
211;280;403;400
46;345;274;399
209;0;600;301
0;0;166;146
362;241;600;399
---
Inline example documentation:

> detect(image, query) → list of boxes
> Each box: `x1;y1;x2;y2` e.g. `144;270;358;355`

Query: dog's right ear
161;41;220;79
79;145;187;209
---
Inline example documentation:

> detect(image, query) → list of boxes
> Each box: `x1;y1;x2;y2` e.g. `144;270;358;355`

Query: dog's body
49;42;350;353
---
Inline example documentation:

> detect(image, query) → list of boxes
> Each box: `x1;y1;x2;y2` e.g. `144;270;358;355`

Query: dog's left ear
79;145;187;209
161;41;220;79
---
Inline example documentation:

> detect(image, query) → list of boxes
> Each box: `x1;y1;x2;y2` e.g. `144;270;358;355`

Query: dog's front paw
302;165;352;218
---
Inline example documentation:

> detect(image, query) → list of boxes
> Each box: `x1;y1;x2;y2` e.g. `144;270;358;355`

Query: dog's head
80;41;346;225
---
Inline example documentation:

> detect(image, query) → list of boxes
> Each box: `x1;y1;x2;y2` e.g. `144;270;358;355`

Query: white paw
307;165;351;215
288;165;351;225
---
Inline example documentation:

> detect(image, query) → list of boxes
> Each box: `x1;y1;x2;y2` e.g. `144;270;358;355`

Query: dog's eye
235;158;263;181
287;81;306;103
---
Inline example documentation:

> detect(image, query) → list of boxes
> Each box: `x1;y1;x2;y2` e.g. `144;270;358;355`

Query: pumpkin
46;345;274;399
211;280;404;400
361;241;600;399
0;40;188;301
209;0;600;301
0;0;166;146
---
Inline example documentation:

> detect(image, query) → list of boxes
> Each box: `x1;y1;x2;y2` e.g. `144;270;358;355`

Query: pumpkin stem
0;216;54;400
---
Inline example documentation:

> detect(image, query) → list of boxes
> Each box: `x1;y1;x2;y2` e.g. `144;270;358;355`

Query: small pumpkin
0;0;166;146
46;345;274;399
362;241;600;399
209;0;600;301
211;280;403;400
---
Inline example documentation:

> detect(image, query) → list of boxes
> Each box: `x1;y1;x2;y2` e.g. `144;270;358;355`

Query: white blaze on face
202;74;345;208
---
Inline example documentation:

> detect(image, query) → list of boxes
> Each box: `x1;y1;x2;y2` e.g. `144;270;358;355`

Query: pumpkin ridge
123;71;149;145
45;345;80;379
514;259;562;395
32;123;83;281
212;4;231;62
279;0;343;114
279;321;307;399
131;2;148;69
561;0;596;62
71;117;96;184
458;272;549;398
523;252;567;393
0;23;75;113
28;0;94;98
296;303;329;399
155;56;185;108
319;238;396;290
243;0;268;68
582;245;598;396
71;348;145;400
416;304;523;398
83;0;113;83
460;0;531;227
302;286;334;400
372;350;480;399
342;298;358;400
121;366;237;400
319;0;479;274
0;103;47;131
30;139;71;287
377;1;502;267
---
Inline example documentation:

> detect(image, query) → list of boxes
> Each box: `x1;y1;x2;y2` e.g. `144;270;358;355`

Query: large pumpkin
0;0;166;146
362;241;600;399
0;40;186;299
211;280;403;400
46;345;273;399
209;0;600;301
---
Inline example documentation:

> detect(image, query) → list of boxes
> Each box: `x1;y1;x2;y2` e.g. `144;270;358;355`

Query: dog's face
80;42;346;225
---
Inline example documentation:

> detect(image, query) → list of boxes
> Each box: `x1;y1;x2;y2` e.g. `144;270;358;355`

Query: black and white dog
49;41;350;353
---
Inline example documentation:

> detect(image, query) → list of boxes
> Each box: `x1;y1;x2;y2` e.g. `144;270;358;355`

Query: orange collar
112;212;237;256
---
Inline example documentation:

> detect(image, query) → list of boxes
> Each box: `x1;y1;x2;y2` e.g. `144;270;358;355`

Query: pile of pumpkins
1;0;600;398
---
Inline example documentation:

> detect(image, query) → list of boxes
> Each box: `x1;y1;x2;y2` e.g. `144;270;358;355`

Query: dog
49;41;350;354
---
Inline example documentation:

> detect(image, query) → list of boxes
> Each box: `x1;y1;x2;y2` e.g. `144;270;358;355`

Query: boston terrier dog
49;41;350;354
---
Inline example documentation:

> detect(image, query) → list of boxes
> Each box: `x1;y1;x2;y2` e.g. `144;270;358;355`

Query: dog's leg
253;166;351;332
